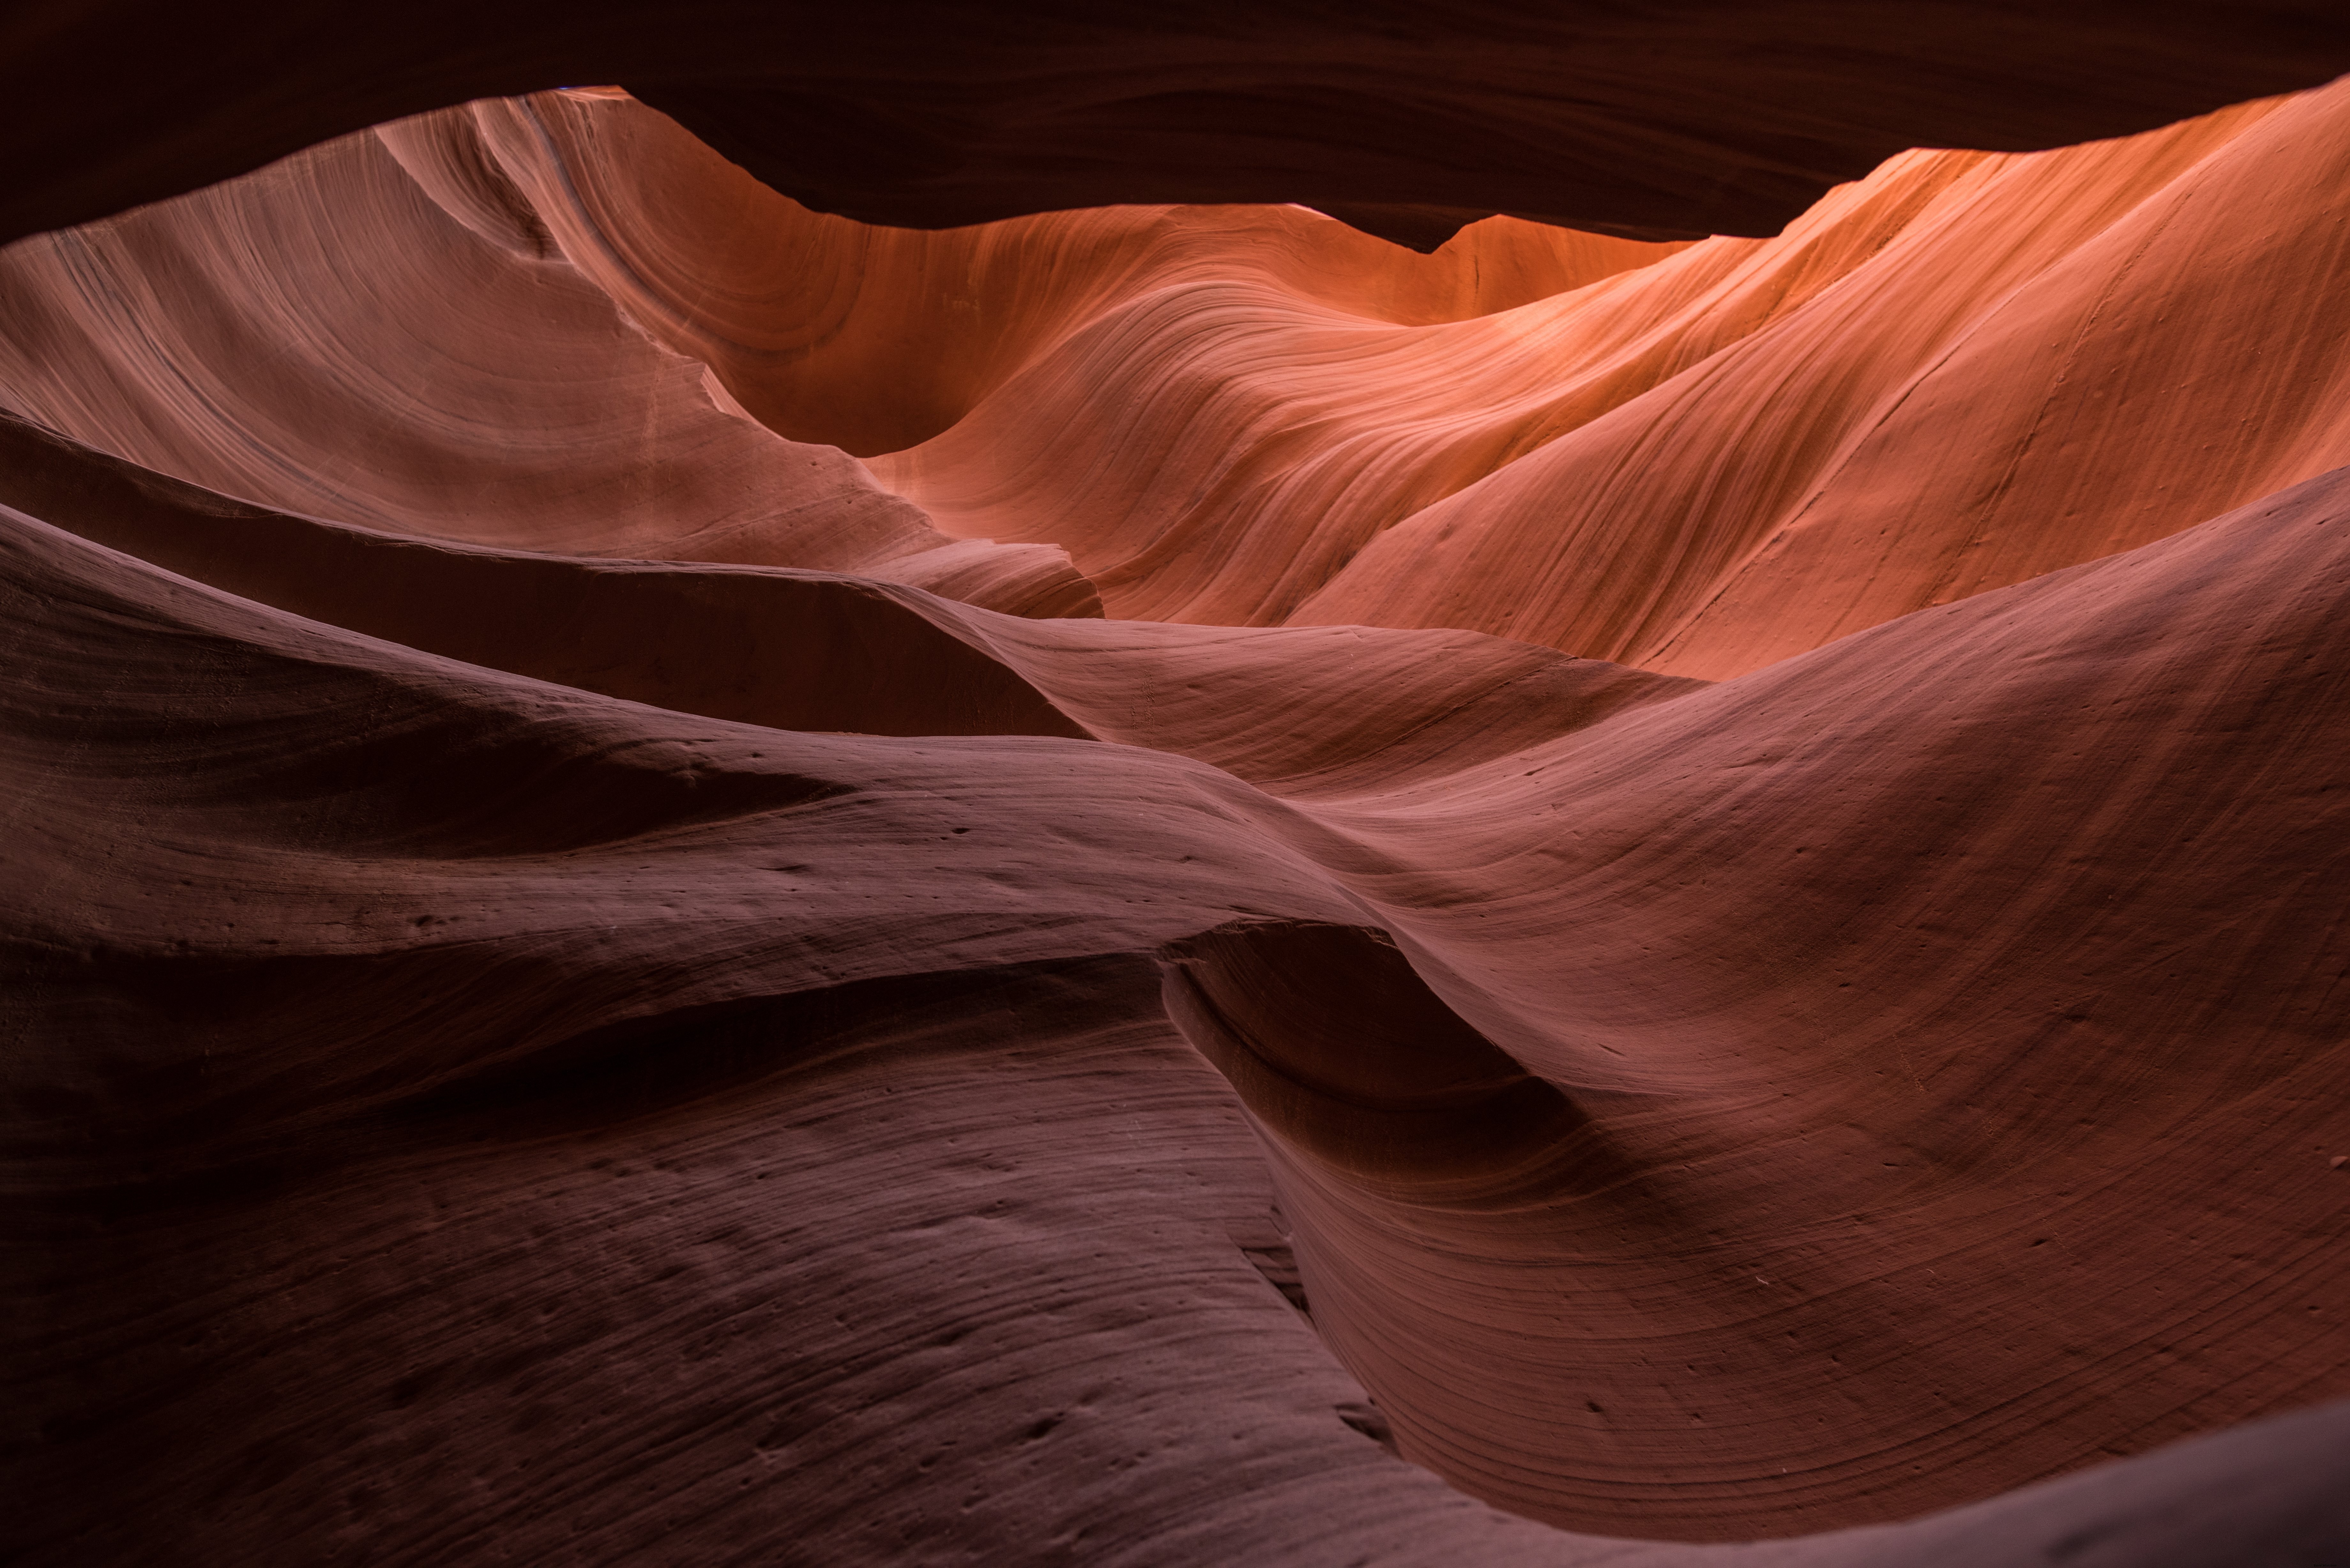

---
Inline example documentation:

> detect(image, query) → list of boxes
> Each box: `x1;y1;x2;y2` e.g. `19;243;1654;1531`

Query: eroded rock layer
8;3;2350;250
5;42;2349;1568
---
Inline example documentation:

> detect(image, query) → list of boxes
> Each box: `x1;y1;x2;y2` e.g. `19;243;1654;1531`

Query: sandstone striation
4;21;2348;1568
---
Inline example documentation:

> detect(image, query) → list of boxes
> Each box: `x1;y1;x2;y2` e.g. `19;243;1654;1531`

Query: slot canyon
6;7;2350;1564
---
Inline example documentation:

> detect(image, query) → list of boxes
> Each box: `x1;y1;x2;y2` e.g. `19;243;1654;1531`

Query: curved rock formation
0;124;1096;619
5;25;2350;1568
7;3;2350;250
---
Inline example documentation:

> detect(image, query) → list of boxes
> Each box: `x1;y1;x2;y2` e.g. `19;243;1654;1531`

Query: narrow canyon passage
5;18;2348;1567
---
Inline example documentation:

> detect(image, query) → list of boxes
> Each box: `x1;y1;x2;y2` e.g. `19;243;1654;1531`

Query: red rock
6;4;2350;249
4;19;2349;1567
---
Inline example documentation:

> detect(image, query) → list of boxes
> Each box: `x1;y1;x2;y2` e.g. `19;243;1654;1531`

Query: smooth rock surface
5;29;2349;1568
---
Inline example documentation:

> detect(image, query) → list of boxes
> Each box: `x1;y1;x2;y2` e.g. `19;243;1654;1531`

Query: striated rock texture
5;28;2350;1568
7;4;2350;251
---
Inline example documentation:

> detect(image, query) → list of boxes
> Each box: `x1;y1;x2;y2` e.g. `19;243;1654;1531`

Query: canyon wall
4;25;2348;1568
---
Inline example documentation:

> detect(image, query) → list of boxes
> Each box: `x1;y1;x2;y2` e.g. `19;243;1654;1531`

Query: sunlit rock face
5;28;2349;1568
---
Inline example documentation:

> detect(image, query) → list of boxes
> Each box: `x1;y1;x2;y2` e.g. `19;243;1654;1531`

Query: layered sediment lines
0;119;1098;619
27;83;2350;661
9;408;2349;1557
331;86;2350;660
876;82;2350;664
11;4;2350;255
5;47;2350;1568
1303;83;2350;676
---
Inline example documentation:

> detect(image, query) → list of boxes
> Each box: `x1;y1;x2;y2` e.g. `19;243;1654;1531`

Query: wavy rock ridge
5;37;2350;1568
